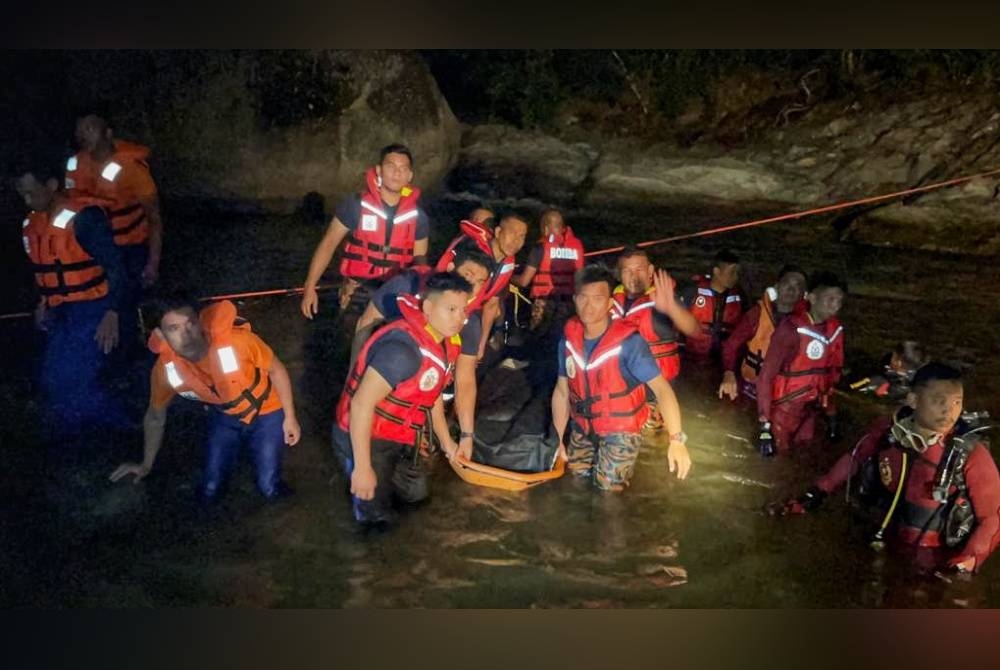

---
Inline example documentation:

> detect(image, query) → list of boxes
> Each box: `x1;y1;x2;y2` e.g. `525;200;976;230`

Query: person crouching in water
333;272;471;527
552;265;692;491
778;362;1000;575
718;264;807;402
612;245;699;431
110;294;301;500
755;271;846;456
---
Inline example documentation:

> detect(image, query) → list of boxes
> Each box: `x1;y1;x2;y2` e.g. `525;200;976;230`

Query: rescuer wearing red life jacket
777;363;1000;575
718;265;807;402
514;208;585;334
680;250;745;358
109;294;301;501
611;246;699;430
300;144;430;321
66;113;164;351
755;271;846;456
332;273;471;526
16;167;128;440
551;265;692;491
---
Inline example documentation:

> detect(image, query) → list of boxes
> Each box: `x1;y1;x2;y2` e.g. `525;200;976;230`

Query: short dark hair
713;250;740;268
423;271;472;298
808;271;848;293
574;264;617;295
144;291;202;329
452;244;495;276
911;361;963;390
379;143;413;166
496;209;530;228
617;244;650;265
777;264;806;281
894;341;928;369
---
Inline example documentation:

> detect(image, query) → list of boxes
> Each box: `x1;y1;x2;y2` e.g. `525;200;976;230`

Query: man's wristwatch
459;432;474;440
669;431;687;445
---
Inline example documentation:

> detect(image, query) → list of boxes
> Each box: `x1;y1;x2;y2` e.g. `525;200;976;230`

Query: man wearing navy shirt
300;143;431;321
552;265;692;491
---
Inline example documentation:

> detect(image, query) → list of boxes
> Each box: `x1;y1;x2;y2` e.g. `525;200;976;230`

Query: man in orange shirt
66;113;164;350
110;294;301;501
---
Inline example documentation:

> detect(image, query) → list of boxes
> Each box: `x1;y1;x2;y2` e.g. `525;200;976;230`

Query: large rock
66;51;461;211
448;124;599;204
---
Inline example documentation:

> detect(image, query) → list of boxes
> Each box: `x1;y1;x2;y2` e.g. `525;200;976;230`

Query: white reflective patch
419;347;446;371
697;288;714;297
180;391;200;400
499;263;515;275
564;342;587;372
66;156;78;171
766;286;778;301
796;327;829;345
22;217;30;229
588;346;623;370
393;209;419;224
725;295;741;304
360;201;387;218
52;209;76;229
828;326;844;343
549;247;578;260
101;161;122;181
217;346;239;373
64;177;75;189
22;236;31;254
164;362;184;388
361;214;378;232
627;301;655;316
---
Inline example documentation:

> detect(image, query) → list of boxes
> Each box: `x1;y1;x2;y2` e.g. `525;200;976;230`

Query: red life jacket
66;140;153;246
434;220;514;313
687;275;743;355
771;312;844;406
336;293;461;446
338;168;422;280
563;317;649;435
611;285;680;381
22;196;112;307
531;226;584;298
148;301;279;424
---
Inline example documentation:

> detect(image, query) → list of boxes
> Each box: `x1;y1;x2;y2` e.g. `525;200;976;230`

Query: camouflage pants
529;295;574;334
567;429;644;492
642;401;663;431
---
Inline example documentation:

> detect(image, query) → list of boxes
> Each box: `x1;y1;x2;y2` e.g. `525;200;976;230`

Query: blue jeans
202;408;287;500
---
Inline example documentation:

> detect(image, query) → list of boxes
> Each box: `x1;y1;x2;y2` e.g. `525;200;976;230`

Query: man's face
376;152;413;193
807;286;845;322
14;173;56;212
494;217;528;258
541;211;565;238
909;379;964;435
75;115;108;153
159;307;208;360
574;280;613;327
423;290;469;338
618;254;654;297
453;260;490;300
775;272;806;310
712;262;740;290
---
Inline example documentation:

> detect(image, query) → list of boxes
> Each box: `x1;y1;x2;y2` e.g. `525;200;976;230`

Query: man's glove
756;421;775;457
787;486;827;514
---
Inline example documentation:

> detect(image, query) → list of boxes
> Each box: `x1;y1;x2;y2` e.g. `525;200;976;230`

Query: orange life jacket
563;317;649;435
336;294;461;446
65;140;153;246
22;197;111;307
531;226;584;298
687;275;743;355
434;220;514;313
742;290;809;382
771;312;844;406
338;168;421;280
611;285;680;381
148;301;277;424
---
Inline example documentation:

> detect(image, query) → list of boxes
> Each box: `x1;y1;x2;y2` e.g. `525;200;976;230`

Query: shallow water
2;196;999;607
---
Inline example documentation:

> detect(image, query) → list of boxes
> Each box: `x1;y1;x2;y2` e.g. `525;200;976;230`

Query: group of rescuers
16;127;1000;576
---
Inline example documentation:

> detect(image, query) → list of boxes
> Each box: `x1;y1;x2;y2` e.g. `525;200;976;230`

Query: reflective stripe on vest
101;162;123;182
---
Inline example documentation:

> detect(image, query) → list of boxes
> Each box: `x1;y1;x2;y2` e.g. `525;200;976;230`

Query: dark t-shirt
73;205;125;311
335;195;430;240
526;243;544;269
366;329;421;386
557;331;660;387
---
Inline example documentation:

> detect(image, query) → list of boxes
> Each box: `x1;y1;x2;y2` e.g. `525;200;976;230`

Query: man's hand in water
767;486;827;516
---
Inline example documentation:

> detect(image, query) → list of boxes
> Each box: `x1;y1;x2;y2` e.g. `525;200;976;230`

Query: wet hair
911;361;963;390
617;244;650;265
496;209;530;228
451;243;495;275
894;341;928;369
777;264;806;282
808;270;848;294
712;250;740;269
574;264;617;295
379;143;413;166
144;290;202;329
423;271;472;299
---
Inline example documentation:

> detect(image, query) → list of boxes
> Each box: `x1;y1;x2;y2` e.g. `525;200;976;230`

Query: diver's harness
848;409;990;551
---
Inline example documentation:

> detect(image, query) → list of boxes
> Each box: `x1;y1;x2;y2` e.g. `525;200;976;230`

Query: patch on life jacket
565;356;577;379
418;366;440;391
806;340;825;360
549;247;579;260
695;296;706;308
180;391;200;401
879;456;893;486
361;214;378;232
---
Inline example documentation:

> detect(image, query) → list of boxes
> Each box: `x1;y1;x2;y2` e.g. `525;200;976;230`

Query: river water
2;194;999;607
